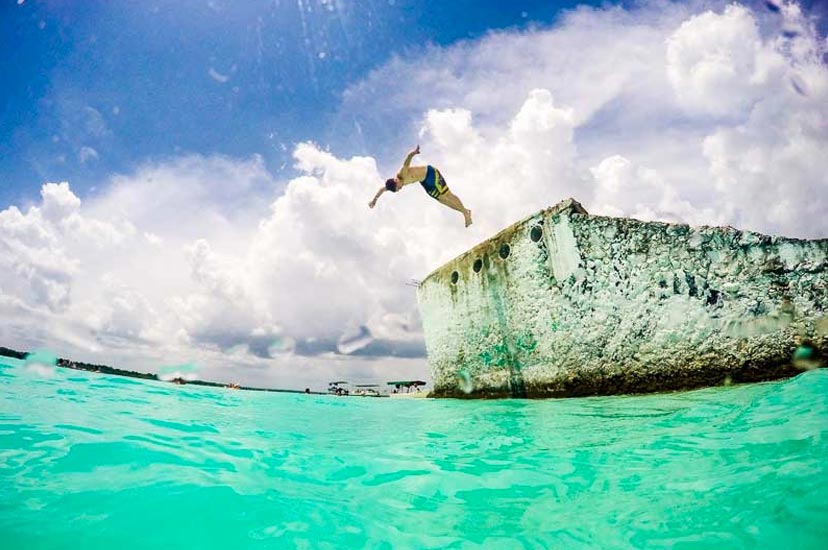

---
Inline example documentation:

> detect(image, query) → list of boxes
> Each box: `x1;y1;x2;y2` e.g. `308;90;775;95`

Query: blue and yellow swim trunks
420;165;448;199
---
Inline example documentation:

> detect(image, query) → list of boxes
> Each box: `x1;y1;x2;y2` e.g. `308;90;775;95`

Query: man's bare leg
438;191;473;227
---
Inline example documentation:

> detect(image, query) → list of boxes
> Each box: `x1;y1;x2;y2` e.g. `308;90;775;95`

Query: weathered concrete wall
417;199;828;398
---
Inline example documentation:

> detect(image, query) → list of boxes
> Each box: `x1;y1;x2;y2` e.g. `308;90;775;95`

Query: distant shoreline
0;346;324;395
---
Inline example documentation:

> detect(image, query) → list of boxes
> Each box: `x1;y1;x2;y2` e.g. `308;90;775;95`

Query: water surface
1;357;826;549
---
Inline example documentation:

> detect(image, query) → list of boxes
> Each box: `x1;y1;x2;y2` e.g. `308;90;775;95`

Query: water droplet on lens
336;326;373;355
24;350;57;367
457;370;473;394
23;350;57;378
790;75;808;96
268;337;296;356
792;343;821;371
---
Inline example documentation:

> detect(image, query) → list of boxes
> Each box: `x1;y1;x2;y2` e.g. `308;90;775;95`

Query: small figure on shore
369;145;472;227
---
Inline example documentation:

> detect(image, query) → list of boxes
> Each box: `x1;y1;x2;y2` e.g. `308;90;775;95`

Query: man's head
385;177;401;192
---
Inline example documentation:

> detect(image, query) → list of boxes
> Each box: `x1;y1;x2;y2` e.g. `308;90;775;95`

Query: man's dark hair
385;178;397;192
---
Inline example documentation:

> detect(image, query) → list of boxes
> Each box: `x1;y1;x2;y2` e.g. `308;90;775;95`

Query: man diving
368;145;472;227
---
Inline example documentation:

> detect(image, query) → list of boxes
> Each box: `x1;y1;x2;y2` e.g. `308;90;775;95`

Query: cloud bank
1;1;826;388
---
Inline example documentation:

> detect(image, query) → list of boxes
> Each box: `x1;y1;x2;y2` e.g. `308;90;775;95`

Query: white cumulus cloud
666;4;775;116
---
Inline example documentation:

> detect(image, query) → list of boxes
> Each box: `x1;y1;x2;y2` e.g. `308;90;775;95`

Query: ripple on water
141;418;220;434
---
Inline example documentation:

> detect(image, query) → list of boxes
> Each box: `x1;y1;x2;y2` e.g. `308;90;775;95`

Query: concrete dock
417;199;827;398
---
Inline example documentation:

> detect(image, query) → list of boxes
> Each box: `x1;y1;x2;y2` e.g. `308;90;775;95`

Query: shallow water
1;357;826;549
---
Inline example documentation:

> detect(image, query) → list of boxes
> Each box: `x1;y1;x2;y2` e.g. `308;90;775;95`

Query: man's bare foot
464;210;473;227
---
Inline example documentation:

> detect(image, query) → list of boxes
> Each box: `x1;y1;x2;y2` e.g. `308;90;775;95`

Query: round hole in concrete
530;225;543;242
450;271;459;284
473;259;483;273
499;243;511;259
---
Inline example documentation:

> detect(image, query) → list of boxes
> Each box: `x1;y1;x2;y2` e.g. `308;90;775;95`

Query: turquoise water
1;357;826;549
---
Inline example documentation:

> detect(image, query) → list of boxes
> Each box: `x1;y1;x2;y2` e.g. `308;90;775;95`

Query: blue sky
1;0;826;388
1;0;613;207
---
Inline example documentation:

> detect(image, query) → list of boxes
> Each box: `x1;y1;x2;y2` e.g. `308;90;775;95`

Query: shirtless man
368;145;472;227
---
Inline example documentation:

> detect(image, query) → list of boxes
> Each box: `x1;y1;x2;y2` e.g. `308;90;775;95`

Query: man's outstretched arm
397;145;420;179
368;187;385;208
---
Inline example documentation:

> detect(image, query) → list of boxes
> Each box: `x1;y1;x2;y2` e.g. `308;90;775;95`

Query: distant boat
387;380;429;398
328;380;350;396
388;390;429;399
417;198;827;398
352;384;384;397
